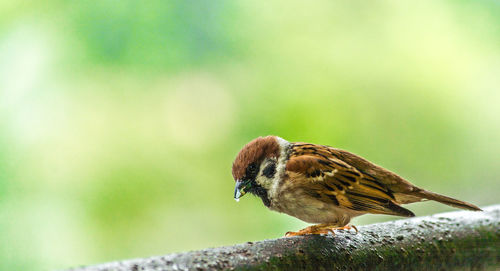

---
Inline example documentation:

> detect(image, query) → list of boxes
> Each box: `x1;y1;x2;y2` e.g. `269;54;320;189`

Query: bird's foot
285;224;335;237
334;224;358;233
285;224;358;237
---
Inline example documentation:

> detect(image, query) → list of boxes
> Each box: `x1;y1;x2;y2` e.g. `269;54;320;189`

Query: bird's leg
285;224;358;237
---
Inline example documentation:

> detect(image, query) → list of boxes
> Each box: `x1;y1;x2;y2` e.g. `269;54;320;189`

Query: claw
337;225;359;234
336;225;358;234
351;225;358;233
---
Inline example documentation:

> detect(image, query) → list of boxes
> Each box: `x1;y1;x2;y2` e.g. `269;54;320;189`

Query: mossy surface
66;205;500;271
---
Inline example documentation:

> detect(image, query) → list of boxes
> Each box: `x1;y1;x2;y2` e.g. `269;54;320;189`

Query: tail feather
411;189;482;211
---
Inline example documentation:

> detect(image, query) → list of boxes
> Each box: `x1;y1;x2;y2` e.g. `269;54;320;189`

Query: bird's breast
269;186;353;225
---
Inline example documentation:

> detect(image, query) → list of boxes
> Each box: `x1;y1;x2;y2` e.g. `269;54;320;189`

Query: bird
231;136;482;236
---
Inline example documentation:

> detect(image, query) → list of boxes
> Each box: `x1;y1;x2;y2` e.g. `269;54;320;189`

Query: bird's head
231;136;290;206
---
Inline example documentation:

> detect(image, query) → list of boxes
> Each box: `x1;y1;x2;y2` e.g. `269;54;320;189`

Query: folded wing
287;143;415;217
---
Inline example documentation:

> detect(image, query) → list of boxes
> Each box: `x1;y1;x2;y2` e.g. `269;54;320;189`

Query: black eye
247;163;258;176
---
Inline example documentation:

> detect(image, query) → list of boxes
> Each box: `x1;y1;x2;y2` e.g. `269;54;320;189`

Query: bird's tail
411;188;482;211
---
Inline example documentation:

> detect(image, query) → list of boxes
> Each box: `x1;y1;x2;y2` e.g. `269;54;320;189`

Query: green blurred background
1;0;499;270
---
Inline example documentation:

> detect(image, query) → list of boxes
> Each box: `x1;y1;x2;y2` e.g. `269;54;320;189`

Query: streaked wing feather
287;143;415;217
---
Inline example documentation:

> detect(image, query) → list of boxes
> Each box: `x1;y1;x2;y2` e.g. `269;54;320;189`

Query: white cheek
255;161;276;190
255;175;272;189
255;137;291;200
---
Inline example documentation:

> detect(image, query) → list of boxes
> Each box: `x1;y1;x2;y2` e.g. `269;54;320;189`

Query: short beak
234;180;247;201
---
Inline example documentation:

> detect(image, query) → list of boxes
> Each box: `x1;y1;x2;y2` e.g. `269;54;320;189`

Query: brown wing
324;146;481;211
287;143;415;217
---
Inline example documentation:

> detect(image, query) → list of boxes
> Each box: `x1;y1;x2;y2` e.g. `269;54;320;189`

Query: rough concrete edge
65;205;500;271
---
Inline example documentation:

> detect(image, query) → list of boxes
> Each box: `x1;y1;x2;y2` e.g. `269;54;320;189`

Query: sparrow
231;136;481;236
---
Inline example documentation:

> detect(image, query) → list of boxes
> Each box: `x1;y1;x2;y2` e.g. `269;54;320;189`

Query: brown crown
232;136;281;181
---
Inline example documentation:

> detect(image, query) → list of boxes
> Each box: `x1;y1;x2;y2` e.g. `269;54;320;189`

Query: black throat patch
248;180;271;207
